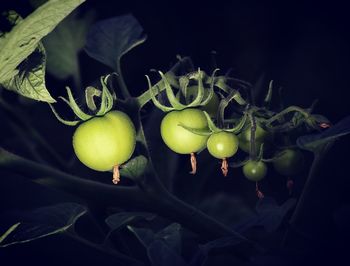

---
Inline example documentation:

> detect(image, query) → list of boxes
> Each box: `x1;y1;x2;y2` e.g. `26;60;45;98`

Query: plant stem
265;106;309;126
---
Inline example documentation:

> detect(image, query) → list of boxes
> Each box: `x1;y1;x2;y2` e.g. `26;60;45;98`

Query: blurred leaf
148;240;188;266
0;0;85;84
84;13;146;70
233;197;296;233
1;41;56;103
190;236;242;266
0;202;87;247
297;115;350;153
128;223;185;266
105;212;156;232
127;226;155;247
120;155;148;179
155;223;182;254
43;10;95;82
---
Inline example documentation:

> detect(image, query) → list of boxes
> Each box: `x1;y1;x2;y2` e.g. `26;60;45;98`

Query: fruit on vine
238;124;268;153
72;111;136;176
160;108;208;174
243;160;267;181
273;148;304;176
207;131;239;176
176;86;220;117
161;108;208;154
207;132;239;159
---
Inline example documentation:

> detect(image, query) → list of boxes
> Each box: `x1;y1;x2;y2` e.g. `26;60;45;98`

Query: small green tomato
273;149;304;176
160;108;208;174
207;132;239;159
73;111;136;173
238;124;268;153
243;160;267;181
207;131;239;176
160;108;208;154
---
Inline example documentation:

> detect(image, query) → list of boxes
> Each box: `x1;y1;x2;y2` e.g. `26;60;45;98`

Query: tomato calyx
49;74;116;126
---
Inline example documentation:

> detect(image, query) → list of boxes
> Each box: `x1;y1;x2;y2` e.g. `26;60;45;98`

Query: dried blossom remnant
112;165;120;184
319;123;331;129
190;152;197;174
256;182;264;199
287;178;294;195
221;158;228;177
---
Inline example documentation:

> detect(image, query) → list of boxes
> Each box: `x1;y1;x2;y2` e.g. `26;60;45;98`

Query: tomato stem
190;152;197;174
112;165;120;184
221;158;228;177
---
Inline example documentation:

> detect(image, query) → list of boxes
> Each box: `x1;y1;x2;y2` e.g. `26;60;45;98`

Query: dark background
1;0;350;265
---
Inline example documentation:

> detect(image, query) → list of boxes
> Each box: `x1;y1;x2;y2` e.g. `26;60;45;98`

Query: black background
1;0;350;265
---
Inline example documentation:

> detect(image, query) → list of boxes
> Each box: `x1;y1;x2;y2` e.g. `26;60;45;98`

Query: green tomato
73;111;136;171
273;149;304;176
238;124;268;153
160;108;208;154
176;86;220;117
243;160;267;181
207;131;239;159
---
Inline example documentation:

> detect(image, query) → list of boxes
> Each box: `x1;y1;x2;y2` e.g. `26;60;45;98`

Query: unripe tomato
176;86;220;117
238;125;268;153
160;108;208;154
207;131;239;159
273;149;304;176
73;111;136;171
243;160;267;181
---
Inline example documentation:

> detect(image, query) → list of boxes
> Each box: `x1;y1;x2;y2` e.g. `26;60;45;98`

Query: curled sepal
146;75;175;112
178;123;213;136
96;75;115;116
85;86;102;111
200;68;219;106
159;71;187;110
186;69;205;107
256;143;265;160
224;113;247;134
203;111;221;133
229;158;249;168
263;80;273;106
48;104;79;126
59;86;92;121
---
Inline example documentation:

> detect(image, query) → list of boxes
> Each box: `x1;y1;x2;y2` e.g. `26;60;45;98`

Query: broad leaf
148;240;188;266
155;223;182;254
105;212;156;232
297;115;350;153
1;42;56;103
0;0;85;83
85;14;147;70
190;236;242;266
120;155;148;179
43;10;95;82
0;202;87;247
233;197;296;233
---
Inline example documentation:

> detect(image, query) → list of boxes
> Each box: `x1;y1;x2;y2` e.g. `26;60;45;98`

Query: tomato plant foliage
1;1;350;265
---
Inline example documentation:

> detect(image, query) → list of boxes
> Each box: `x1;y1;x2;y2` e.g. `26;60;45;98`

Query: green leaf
297;115;350;153
105;212;156;232
0;203;87;247
120;155;148;179
84;14;146;70
0;0;86;83
43;10;95;84
1;42;56;103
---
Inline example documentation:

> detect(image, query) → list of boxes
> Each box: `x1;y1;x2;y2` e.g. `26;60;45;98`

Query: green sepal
85;86;101;111
48;103;80;126
59;86;92;121
224;113;247;134
229;158;249;168
186;68;205;107
96;75;114;116
263;80;273;106
203;111;221;133
146;75;175;112
178;123;213;136
199;68;219;106
159;71;187;110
